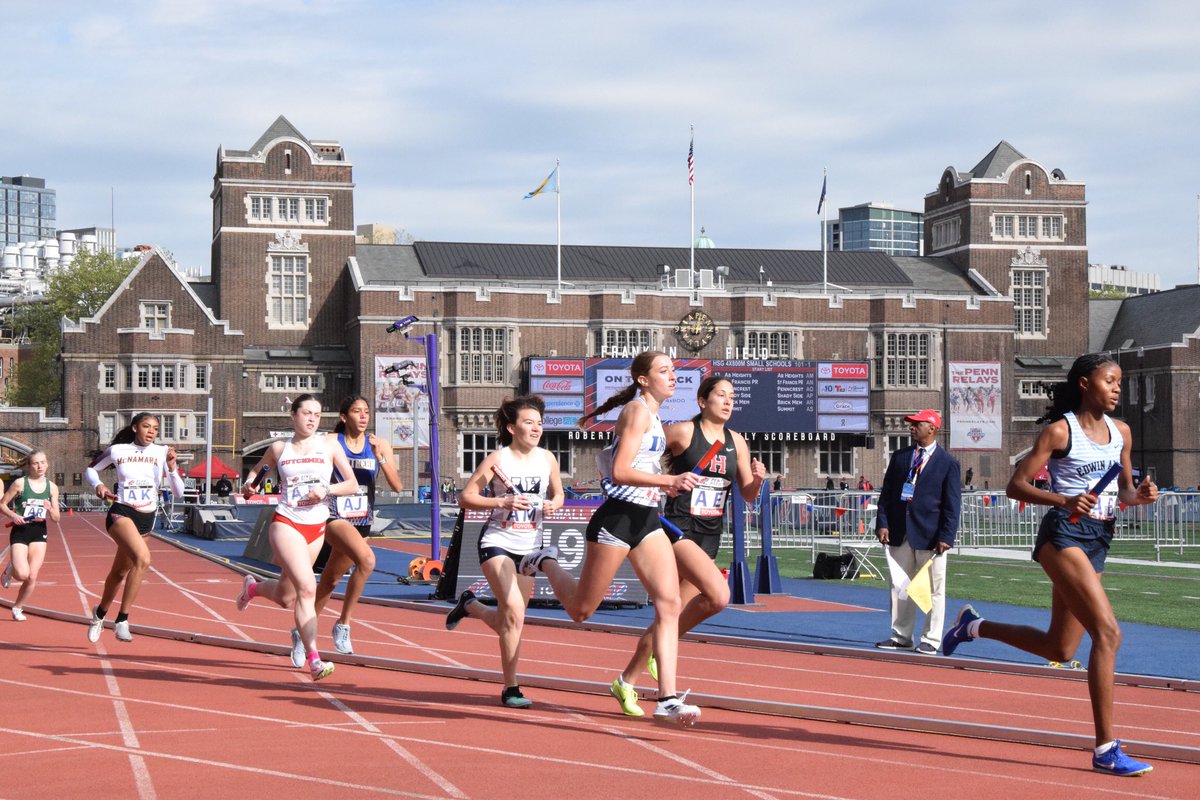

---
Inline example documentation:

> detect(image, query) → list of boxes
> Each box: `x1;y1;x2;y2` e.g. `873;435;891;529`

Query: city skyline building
825;202;923;257
1;176;56;246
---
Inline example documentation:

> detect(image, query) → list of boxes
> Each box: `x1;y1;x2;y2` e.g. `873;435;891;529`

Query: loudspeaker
448;504;648;608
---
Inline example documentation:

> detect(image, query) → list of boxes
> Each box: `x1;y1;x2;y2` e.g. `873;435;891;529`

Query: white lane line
311;680;465;799
57;520;159;800
0;727;447;799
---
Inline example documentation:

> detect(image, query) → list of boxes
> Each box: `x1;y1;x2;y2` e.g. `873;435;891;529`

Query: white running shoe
289;628;305;668
653;691;701;727
236;574;256;611
310;657;335;681
11;606;26;621
518;545;560;576
114;620;133;642
1;561;11;588
87;607;104;643
332;622;353;654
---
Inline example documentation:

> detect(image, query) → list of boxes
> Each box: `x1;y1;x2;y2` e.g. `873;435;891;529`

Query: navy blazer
875;443;962;550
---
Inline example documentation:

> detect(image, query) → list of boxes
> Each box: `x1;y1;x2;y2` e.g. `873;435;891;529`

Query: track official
875;409;961;654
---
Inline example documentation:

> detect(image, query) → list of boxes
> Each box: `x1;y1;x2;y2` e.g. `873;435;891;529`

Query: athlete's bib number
336;489;370;520
287;475;327;507
690;484;727;517
1091;488;1120;520
23;499;47;521
119;480;156;510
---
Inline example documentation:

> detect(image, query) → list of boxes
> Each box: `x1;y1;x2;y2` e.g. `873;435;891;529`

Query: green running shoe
647;653;658;681
609;678;644;717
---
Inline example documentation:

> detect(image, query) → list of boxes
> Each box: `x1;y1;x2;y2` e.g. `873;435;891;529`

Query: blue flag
817;174;827;214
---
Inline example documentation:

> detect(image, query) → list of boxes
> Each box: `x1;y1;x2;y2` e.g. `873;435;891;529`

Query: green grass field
746;543;1200;631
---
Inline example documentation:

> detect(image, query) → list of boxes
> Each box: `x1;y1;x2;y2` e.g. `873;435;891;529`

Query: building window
262;373;322;392
886;434;912;458
137;365;149;389
163;365;176;389
461;432;497;475
993;214;1014;238
541;432;573;475
140;301;170;333
749;440;784;475
1011;269;1047;336
195;365;209;390
872;331;932;388
150;365;163;389
161;416;176;439
993;213;1065;242
592;327;655;357
268;254;309;327
99;414;117;444
741;330;792;359
195;413;208;441
1018;379;1049;399
451;326;510;384
246;194;330;226
931;218;960;251
102;365;116;389
819;439;854;477
124;365;133;390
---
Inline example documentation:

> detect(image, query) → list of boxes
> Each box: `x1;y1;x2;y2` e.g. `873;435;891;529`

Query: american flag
687;132;694;186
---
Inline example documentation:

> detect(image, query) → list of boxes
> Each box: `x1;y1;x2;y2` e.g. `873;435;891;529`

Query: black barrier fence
436;504;648;608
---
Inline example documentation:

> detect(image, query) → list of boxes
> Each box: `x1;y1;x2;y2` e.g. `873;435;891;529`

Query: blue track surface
168;530;1200;681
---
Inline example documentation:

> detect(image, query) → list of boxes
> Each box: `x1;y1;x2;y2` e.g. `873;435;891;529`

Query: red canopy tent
186;456;239;480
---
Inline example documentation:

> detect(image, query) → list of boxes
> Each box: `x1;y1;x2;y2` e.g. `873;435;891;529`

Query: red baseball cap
904;409;942;428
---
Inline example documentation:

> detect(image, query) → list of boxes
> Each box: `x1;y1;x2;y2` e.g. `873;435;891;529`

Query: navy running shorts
1032;507;1114;574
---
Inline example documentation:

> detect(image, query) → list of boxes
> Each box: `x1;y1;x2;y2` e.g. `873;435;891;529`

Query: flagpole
689;125;695;289
556;158;562;294
822;167;828;295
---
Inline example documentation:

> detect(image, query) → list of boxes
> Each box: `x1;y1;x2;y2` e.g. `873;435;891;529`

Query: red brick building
4;121;1194;494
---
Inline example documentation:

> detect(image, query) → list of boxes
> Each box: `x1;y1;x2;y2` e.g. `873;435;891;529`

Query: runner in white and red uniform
235;394;359;681
84;413;185;643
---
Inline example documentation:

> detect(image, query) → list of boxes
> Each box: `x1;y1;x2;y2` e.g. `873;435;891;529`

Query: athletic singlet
598;394;665;508
12;477;52;523
1048;411;1124;520
480;446;553;553
663;420;737;536
331;433;378;526
275;437;334;526
91;443;184;512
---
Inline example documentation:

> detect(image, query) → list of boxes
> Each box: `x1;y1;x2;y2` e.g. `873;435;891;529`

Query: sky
5;1;1200;287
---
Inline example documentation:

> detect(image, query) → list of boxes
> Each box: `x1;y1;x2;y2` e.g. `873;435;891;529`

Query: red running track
1;513;1198;799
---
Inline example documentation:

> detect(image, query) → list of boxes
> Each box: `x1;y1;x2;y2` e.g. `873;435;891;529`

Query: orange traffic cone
68;508;75;516
859;519;865;535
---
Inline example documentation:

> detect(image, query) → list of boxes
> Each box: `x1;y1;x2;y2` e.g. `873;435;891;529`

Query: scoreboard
525;357;870;434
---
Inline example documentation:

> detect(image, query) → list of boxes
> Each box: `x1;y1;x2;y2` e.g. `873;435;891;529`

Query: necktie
908;448;926;482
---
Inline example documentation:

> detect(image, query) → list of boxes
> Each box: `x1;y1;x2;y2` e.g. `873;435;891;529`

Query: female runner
444;395;564;708
1;451;61;620
236;395;359;681
609;375;766;716
295;395;403;664
942;353;1158;777
521;351;702;725
85;413;185;642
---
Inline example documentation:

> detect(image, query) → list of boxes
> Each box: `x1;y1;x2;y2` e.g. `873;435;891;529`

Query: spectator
215;476;233;501
773;474;782;493
825;476;835;490
874;409;961;655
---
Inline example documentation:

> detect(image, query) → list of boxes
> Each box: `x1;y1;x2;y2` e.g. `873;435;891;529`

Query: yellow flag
907;558;934;613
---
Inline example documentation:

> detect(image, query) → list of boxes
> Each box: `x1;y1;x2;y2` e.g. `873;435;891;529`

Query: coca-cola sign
532;376;584;394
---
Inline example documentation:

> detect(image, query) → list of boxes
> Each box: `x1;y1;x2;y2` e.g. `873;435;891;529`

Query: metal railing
733;490;1200;562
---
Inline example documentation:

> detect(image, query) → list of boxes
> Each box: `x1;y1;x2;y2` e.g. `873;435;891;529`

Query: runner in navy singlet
942;354;1159;777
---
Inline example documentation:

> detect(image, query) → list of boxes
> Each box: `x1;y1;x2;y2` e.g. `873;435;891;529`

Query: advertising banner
374;354;430;448
949;361;1002;450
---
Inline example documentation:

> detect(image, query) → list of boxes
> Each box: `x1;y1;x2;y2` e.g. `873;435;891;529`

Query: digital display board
526;357;870;434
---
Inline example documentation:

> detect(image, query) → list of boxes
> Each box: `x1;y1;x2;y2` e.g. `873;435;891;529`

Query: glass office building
826;203;922;256
1;176;57;246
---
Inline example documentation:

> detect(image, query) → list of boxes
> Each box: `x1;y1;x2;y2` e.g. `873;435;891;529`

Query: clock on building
673;310;717;352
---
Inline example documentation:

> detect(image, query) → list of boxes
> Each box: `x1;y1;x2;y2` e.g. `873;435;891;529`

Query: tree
6;250;134;410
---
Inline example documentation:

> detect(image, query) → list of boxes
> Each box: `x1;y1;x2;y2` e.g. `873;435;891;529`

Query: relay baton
692;438;725;474
248;465;270;491
1068;463;1123;523
492;464;541;508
